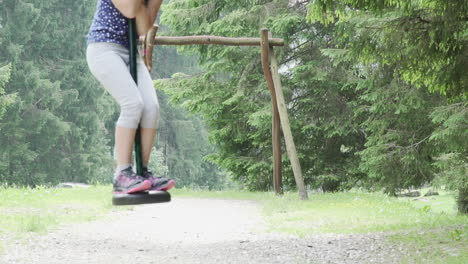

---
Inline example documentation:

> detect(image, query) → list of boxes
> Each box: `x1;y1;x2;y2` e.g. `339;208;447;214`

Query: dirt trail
1;198;405;264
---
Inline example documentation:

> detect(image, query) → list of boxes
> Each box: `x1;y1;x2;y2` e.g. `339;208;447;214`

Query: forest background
0;0;466;213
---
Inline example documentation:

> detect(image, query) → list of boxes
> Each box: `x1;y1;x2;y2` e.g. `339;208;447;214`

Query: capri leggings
86;42;160;129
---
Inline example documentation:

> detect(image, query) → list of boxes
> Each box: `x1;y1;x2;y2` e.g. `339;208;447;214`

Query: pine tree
155;89;228;189
0;64;15;121
0;0;115;185
159;0;365;191
307;0;467;211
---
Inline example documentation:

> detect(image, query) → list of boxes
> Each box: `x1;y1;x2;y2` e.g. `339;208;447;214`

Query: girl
86;0;175;194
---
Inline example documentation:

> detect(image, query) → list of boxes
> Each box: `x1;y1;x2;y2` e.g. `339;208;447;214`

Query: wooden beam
140;35;284;46
139;29;295;196
260;29;283;195
269;46;308;200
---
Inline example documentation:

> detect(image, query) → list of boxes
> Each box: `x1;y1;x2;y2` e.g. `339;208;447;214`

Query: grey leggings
86;42;160;129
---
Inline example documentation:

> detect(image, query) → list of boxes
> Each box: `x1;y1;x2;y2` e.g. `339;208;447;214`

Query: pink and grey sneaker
142;169;175;191
113;167;151;194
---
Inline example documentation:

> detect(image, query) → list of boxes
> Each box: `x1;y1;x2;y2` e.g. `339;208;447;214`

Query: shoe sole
113;180;152;194
152;180;176;191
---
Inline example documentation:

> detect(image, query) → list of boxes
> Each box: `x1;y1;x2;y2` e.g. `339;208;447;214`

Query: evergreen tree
159;0;365;191
0;64;15;121
0;0;115;185
430;102;468;213
0;0;223;188
355;67;441;195
155;89;229;189
307;0;467;211
0;63;16;181
307;0;467;98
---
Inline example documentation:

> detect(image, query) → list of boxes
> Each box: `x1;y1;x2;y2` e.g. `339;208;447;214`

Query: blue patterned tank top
87;0;129;47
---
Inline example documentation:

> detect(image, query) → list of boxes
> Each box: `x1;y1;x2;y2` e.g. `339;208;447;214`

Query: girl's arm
135;5;152;36
112;0;162;36
135;0;163;35
111;0;144;18
146;0;163;25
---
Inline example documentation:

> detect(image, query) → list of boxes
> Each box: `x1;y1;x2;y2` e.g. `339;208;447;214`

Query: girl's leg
136;58;160;166
115;126;137;166
87;43;145;167
87;43;151;193
134;57;175;191
87;44;145;126
140;127;157;167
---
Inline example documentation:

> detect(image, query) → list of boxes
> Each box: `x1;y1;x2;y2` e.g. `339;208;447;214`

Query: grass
0;185;114;233
390;226;467;264
0;186;466;262
0;185;130;253
174;187;467;263
174;188;465;234
265;192;465;235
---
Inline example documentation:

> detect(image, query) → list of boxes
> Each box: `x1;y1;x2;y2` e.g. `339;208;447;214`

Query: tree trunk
458;186;468;214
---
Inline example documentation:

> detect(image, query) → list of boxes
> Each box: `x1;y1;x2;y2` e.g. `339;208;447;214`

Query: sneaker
113;167;152;194
142;169;176;191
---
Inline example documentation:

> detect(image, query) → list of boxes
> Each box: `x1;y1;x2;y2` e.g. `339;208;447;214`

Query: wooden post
144;25;159;72
268;40;308;200
139;30;304;197
260;29;283;195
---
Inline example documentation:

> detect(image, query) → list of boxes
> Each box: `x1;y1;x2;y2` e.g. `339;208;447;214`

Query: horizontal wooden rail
139;35;284;46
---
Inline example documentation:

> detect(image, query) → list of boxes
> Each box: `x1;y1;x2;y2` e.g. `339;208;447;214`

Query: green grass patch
173;188;466;234
173;188;467;263
0;185;129;251
390;226;467;263
399;191;458;214
1;186;466;263
261;191;467;236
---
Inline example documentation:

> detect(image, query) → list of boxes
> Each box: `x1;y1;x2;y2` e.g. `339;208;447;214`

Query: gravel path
1;198;406;264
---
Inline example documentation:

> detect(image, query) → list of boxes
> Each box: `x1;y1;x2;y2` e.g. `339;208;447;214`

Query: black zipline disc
111;19;172;206
112;191;171;206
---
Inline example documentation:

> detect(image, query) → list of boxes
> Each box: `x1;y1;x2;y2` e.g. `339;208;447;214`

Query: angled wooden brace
260;28;308;200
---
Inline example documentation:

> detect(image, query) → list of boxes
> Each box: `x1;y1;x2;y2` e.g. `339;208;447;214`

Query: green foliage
450;227;465;242
429;102;467;213
0;0;115;185
157;69;270;189
0;0;464;212
307;0;467;213
356;68;439;194
285;43;364;191
155;89;230;190
307;0;468;98
148;147;169;177
160;0;364;191
391;227;468;264
0;64;15;121
160;0;467;201
0;0;222;188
